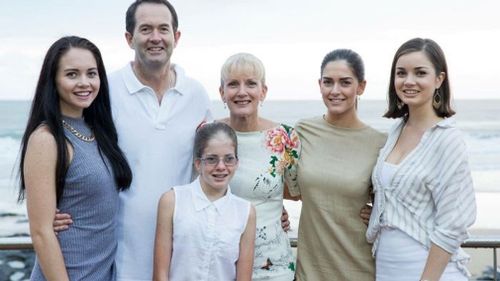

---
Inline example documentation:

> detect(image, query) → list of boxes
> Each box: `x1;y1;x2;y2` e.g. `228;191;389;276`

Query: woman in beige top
289;49;386;280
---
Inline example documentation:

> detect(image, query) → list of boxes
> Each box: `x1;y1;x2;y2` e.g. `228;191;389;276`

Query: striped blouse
366;117;476;275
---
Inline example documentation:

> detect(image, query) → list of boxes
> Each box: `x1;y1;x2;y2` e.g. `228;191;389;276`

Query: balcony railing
1;236;498;280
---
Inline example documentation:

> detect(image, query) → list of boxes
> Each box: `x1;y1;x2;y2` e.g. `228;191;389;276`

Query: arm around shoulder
236;205;256;281
153;190;176;281
24;127;69;280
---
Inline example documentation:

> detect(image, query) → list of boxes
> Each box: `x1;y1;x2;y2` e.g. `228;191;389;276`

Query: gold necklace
62;120;95;142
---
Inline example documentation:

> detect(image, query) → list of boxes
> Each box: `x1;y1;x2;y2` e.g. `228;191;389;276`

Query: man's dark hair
126;0;179;34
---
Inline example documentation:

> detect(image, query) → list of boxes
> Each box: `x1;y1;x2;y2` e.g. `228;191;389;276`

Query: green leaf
269;156;278;165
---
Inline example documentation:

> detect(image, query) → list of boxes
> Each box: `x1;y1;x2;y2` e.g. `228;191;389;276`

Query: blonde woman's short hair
220;53;266;86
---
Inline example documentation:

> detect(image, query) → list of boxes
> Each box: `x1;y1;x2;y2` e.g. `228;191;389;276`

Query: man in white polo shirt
108;1;211;280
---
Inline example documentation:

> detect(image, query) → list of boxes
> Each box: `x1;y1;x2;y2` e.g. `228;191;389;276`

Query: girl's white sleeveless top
169;178;251;281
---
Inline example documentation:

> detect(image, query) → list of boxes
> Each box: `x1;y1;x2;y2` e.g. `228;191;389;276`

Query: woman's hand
281;207;290;232
53;209;73;234
359;204;372;226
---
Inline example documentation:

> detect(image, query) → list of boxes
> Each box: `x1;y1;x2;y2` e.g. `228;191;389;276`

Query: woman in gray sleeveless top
18;36;132;281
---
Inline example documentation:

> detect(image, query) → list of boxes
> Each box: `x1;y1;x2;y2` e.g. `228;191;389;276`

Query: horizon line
2;98;500;102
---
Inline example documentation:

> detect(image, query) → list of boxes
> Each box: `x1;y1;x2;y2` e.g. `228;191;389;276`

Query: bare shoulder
23;125;58;184
27;125;56;151
159;190;175;208
244;204;256;230
216;118;230;125
157;190;176;219
259;118;279;130
248;204;256;219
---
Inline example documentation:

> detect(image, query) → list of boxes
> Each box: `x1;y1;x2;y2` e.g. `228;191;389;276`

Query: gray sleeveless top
30;117;119;281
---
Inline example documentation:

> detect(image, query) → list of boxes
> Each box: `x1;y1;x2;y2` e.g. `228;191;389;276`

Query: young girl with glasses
153;122;256;281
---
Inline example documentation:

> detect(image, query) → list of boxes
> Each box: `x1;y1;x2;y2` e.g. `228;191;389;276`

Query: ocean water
1;99;499;237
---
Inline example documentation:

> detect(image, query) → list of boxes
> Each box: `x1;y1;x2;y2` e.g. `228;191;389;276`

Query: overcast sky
1;0;499;100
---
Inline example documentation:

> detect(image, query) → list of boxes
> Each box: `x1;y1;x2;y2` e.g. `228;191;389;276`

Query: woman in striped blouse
366;38;476;281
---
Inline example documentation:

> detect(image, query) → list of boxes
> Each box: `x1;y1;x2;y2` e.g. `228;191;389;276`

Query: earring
260;100;264;107
397;99;404;110
222;99;227;109
433;88;442;109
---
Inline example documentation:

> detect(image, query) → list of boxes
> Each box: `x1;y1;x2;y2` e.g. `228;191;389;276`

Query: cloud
1;0;499;100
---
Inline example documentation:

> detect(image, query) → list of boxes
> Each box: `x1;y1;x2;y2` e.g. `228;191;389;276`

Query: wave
450;121;500;134
0;136;20;151
0;137;21;181
468;132;500;140
0;131;23;140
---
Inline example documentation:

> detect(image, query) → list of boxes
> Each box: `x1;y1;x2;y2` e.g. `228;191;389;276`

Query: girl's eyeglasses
199;155;238;167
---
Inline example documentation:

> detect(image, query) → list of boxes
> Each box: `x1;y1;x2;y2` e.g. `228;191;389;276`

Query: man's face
126;3;180;69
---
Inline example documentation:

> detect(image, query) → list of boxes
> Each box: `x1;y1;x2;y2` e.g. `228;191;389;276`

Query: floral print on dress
264;124;300;178
230;124;300;280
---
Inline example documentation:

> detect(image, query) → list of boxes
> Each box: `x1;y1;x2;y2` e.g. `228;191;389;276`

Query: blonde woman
219;53;300;280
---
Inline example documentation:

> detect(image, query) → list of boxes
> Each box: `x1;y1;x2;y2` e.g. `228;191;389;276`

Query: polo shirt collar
192;177;232;214
122;62;146;94
171;64;190;96
122;62;188;96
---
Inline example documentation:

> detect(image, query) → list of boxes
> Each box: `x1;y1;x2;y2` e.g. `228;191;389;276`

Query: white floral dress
231;124;300;281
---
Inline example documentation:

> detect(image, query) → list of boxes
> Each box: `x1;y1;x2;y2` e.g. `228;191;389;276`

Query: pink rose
287;130;299;149
265;127;289;153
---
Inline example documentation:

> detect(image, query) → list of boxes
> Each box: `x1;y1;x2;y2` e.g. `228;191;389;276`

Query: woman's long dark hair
18;36;132;203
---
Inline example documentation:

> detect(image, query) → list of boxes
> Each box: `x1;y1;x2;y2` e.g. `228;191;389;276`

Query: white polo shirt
108;63;212;281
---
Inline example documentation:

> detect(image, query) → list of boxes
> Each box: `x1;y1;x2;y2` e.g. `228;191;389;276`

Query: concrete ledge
1;235;499;250
0;237;33;250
